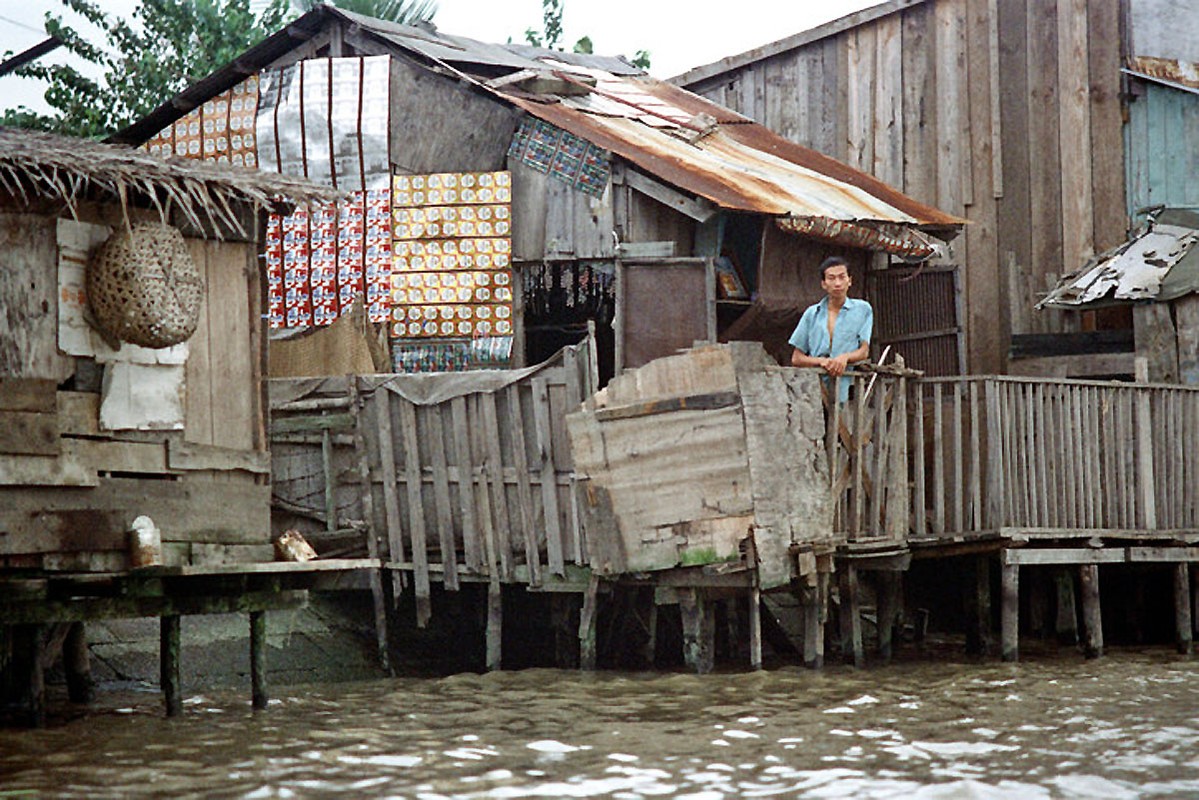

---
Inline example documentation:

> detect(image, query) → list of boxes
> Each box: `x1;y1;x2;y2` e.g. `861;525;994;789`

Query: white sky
1;0;878;116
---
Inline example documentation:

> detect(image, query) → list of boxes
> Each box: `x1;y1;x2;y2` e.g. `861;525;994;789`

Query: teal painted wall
1125;81;1199;226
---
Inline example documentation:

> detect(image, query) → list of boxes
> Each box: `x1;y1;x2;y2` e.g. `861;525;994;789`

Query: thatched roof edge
0;127;344;236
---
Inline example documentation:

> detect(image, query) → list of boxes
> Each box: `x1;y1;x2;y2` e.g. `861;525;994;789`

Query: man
789;256;873;402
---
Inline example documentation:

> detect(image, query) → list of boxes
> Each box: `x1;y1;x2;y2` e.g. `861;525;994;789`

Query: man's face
821;265;851;300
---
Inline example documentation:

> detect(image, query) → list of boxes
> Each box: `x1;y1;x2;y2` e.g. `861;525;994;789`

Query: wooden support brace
966;555;993;656
16;625;46;728
802;582;825;670
250;610;268;710
877;571;900;663
1001;562;1019;662
1174;563;1192;656
1079;564;1103;659
161;615;182;717
486;582;503;672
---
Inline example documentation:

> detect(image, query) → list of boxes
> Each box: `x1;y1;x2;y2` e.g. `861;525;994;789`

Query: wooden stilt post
579;575;599;670
1079;564;1103;659
644;601;659;668
64;621;94;705
877;572;899;663
1001;562;1019;662
679;588;715;674
485;582;503;671
250;611;268;710
550;594;579;669
748;588;762;671
17;625;46;728
1192;565;1199;638
839;564;864;668
966;556;993;655
802;583;820;669
1174;563;1192;656
1028;569;1050;638
161;615;182;717
1055;568;1079;644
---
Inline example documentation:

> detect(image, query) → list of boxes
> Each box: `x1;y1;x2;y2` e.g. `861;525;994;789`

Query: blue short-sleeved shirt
788;297;874;402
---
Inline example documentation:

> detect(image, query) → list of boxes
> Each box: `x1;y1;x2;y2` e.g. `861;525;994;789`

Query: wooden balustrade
829;373;1199;540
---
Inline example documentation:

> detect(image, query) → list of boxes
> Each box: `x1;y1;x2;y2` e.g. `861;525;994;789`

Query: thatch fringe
0;127;343;236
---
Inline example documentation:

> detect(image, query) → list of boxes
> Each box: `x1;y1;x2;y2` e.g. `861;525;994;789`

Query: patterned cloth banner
508;117;609;198
390;171;514;340
266;189;392;328
144;76;260;166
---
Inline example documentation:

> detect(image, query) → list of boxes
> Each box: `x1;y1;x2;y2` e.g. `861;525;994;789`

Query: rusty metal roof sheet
1125;56;1199;94
1039;211;1199;308
112;5;960;233
502;77;959;229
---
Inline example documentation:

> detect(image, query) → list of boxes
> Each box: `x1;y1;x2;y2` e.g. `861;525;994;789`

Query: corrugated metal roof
112;5;961;233
503;82;959;228
1039;211;1199;308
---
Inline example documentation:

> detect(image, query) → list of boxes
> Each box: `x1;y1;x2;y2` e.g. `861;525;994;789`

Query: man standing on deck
788;256;873;402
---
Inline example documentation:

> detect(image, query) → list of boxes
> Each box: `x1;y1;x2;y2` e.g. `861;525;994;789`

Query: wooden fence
270;336;598;630
824;368;913;543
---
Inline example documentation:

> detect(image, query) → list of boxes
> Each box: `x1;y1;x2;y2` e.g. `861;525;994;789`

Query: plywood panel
388;56;519;174
846;26;877;173
996;0;1033;331
934;0;969;216
619;261;708;370
1027;0;1066;296
184;240;215;445
965;0;1003;374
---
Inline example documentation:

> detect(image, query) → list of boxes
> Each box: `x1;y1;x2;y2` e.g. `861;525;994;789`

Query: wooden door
615;257;715;372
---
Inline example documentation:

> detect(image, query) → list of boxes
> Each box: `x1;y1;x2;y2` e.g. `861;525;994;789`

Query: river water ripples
2;651;1197;798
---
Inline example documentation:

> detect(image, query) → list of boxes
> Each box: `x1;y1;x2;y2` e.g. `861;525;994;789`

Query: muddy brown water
2;651;1197;798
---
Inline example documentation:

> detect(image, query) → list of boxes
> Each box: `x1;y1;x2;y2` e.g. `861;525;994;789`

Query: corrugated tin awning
1039;210;1199;308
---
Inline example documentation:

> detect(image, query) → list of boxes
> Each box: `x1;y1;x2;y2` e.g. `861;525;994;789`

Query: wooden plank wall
1125;82;1199;227
0;227;270;570
679;0;1129;373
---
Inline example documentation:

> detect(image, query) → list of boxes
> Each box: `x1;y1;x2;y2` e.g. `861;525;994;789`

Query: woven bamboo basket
87;222;204;348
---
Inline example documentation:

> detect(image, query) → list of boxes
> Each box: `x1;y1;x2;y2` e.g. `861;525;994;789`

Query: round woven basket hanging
87;222;205;349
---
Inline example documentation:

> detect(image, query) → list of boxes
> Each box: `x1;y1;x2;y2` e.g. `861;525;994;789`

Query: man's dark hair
819;256;849;279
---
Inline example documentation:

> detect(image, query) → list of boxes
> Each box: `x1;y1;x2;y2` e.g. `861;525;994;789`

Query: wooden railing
829;373;1199;540
824;368;914;542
